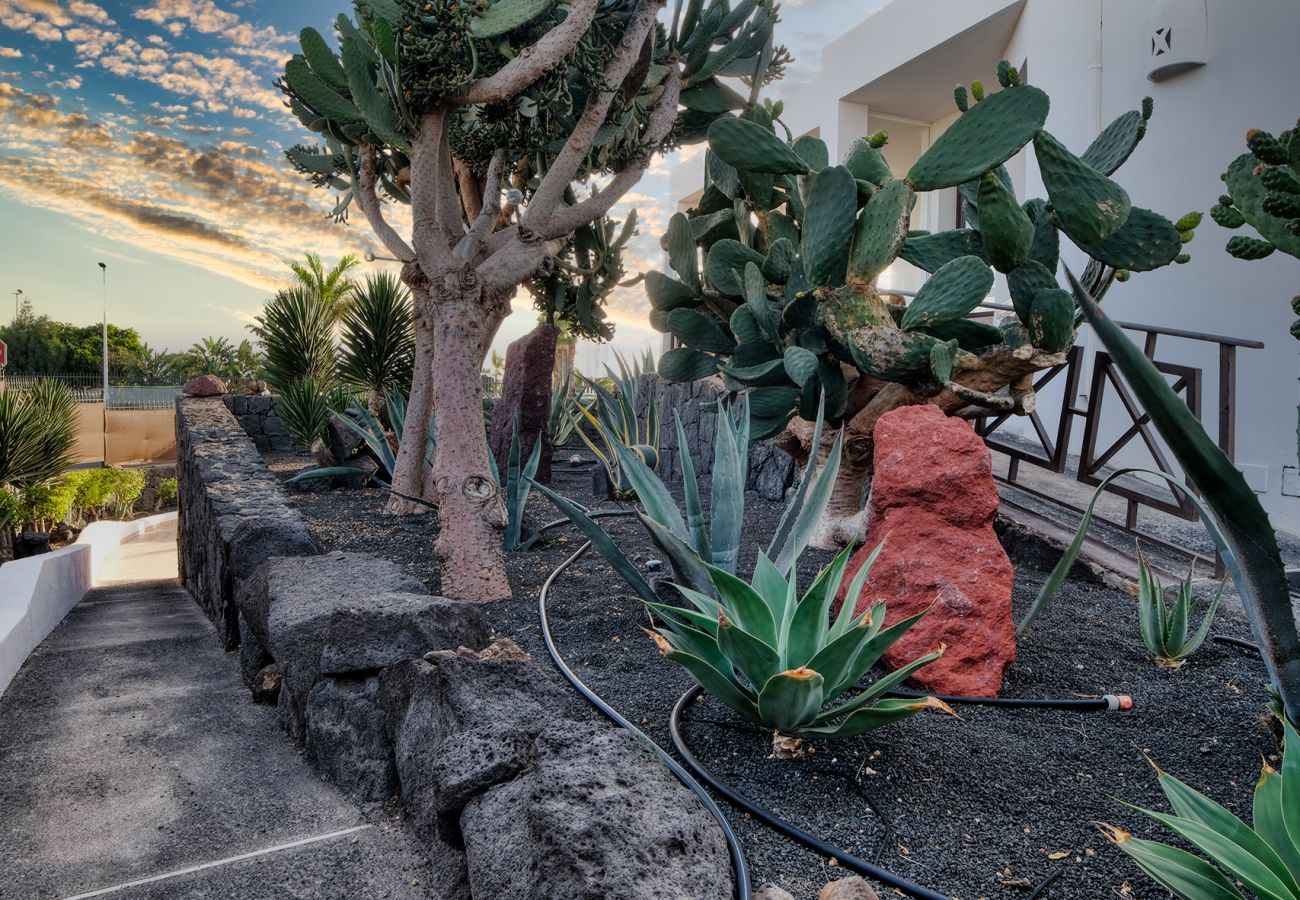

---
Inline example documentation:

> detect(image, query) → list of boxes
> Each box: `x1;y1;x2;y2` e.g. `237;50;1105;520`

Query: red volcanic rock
489;323;558;484
182;374;226;397
837;404;1015;697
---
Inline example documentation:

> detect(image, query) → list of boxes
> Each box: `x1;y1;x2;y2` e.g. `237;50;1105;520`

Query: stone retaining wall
222;394;291;451
174;397;734;899
175;398;317;647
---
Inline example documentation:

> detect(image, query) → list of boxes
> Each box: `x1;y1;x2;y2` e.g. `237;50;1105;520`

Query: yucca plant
250;285;337;394
277;376;337;449
1099;716;1300;898
575;351;660;498
0;379;77;488
1136;548;1224;669
649;543;945;739
339;272;415;414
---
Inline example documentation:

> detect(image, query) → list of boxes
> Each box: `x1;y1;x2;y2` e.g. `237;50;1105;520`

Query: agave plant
649;543;944;738
533;392;842;597
277;377;347;449
575;351;660;498
1136;549;1224;669
289;388;435;486
547;371;583;447
494;414;543;552
1099;717;1300;898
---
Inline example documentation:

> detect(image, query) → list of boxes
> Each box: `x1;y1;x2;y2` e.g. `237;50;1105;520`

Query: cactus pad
899;229;988;273
793;135;830;172
1080;108;1147;176
1027;287;1075;353
708;116;811;175
921;318;1005;352
1023;198;1061;271
1211;202;1247;229
646;270;699;310
285;55;362;124
906;84;1049;191
977;171;1034;273
801;166;859;287
1223;153;1300;256
846;326;940;381
659;347;720;382
783;346;819;386
666;213;701;292
1078;207;1182;272
1007;259;1059;324
847;178;916;284
1226;235;1276;260
471;0;559;38
899;255;995;330
843;135;893;186
705;239;766;296
1035;130;1132;244
668;307;737;352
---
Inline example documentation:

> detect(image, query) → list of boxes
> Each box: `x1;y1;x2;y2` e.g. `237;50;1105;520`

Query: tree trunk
387;281;436;515
428;289;511;602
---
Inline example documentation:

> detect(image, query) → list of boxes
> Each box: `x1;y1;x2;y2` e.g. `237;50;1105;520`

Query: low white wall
0;512;176;697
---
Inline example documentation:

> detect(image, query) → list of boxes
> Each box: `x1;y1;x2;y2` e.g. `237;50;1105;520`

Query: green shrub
0;486;21;530
68;468;118;520
18;477;76;529
158;477;178;504
108;469;146;520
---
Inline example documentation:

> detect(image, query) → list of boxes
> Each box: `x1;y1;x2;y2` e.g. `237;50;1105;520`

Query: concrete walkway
0;522;433;900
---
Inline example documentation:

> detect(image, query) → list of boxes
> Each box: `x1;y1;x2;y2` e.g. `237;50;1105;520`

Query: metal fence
1;373;181;410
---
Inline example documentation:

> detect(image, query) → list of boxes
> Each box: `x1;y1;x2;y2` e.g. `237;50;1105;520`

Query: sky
0;0;870;373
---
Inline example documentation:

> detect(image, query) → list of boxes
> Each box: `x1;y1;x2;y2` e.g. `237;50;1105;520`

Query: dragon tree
653;64;1199;546
279;0;783;601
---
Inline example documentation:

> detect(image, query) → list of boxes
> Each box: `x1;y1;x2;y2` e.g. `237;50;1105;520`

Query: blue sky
0;0;867;367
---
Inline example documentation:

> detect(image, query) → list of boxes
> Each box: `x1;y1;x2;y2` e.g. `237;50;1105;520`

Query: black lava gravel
264;448;1281;900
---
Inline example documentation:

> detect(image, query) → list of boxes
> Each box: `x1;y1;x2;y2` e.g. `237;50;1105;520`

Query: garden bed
263;448;1279;900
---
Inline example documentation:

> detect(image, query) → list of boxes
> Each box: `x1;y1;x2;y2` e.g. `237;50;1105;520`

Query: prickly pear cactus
1213;121;1300;338
652;61;1192;445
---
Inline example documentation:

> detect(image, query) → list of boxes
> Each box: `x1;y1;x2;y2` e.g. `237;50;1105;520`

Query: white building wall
665;0;1300;533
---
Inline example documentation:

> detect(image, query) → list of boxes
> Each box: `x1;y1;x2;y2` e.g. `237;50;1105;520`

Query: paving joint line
56;824;373;899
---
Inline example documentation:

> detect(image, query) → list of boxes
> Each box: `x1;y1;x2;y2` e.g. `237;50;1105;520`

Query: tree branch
457;148;507;262
356;146;415;261
540;66;680;240
454;159;484;223
410;108;455;271
523;0;662;230
434;114;464;245
451;0;599;105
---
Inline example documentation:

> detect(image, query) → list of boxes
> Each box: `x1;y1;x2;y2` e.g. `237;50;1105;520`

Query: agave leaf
660;644;760;722
1254;739;1300;880
706;564;778;646
1177;580;1226;659
288;465;376;483
1282;718;1300;869
644;599;719;637
825;639;941;711
772;426;844;574
605;423;688;539
673;583;723;619
1122;800;1299;900
1068;267;1300;725
1137;552;1163;658
1099;825;1250;899
651;620;732;679
756;668;825;732
785;545;855;666
798;611;874;688
709;396;747;573
528;479;659;605
718;617;783;689
1166;569;1192;655
798;696;934;739
751;551;788;626
829;540;884;641
674;410;710;559
767;392;825;562
637;512;714;597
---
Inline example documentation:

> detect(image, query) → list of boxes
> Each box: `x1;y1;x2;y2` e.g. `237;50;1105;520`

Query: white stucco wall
0;512;177;697
666;0;1300;533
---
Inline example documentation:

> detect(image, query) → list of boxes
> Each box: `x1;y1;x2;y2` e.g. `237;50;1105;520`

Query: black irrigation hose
518;509;639;552
671;684;952;900
884;686;1134;712
1213;634;1262;655
537;542;752;900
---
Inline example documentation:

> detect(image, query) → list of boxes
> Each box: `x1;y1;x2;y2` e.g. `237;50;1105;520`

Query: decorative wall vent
1148;0;1209;82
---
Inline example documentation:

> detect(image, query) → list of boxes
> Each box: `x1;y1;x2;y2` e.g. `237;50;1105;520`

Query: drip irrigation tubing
883;686;1133;712
1213;634;1262;655
537;541;752;900
518;509;638;551
538;543;1091;900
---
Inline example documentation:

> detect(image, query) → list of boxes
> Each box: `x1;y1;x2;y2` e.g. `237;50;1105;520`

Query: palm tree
132;344;177;385
287;252;360;318
181;337;235;380
339;272;415;415
0;380;77;562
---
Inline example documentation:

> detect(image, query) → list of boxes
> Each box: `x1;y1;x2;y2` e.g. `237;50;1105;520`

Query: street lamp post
98;262;107;464
12;288;21;322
